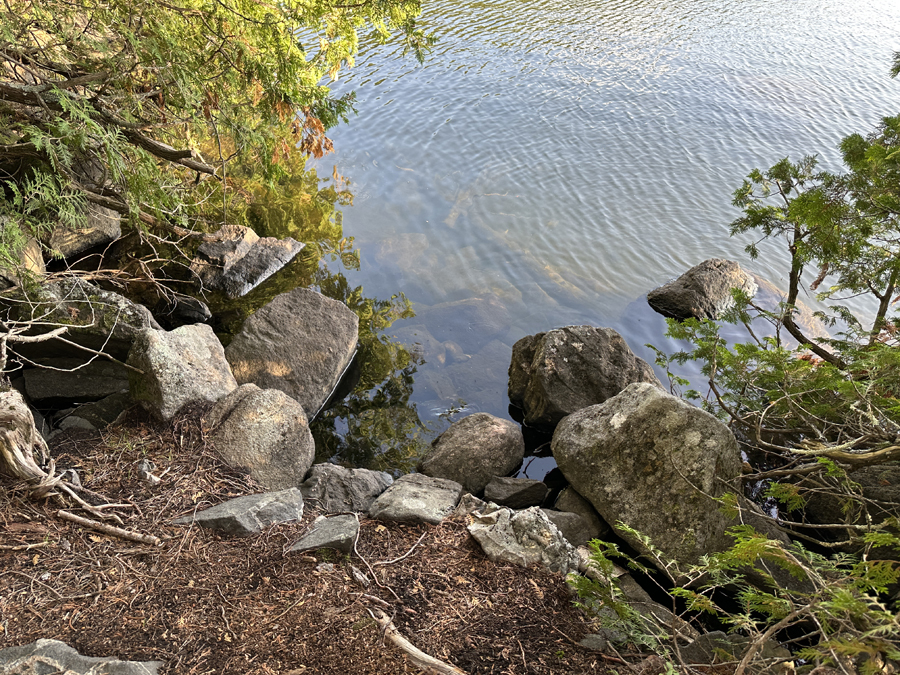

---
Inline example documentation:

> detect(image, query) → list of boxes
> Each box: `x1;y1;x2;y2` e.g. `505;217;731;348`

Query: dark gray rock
541;510;593;548
418;413;524;495
299;463;393;514
128;323;237;421
416;295;512;354
647;258;757;321
390;324;446;366
508;332;544;407
0;638;162;674
289;514;359;554
192;224;305;299
552;382;741;573
172;488;304;537
578;634;610;652
680;631;791;669
554;486;611;541
10;277;161;360
207;384;314;491
225;287;358;418
49;203;121;260
466;504;580;574
153;295;212;329
803;464;900;536
368;473;463;525
483;476;548;509
59;392;133;429
512;326;662;427
23;358;129;404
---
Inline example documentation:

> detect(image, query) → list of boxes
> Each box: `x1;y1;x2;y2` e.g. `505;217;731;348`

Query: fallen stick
57;510;161;546
0;541;50;551
369;608;467;674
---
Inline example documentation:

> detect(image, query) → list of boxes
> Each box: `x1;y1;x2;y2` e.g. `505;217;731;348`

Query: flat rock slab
368;473;463;525
484;476;549;509
172;488;304;537
541;510;591;548
0;638;162;674
467;504;580;575
23;358;129;404
289;514;359;554
225;287;358;418
128;323;237;421
300;463;393;513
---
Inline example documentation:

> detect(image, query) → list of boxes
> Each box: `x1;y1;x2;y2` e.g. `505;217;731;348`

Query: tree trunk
0;388;50;483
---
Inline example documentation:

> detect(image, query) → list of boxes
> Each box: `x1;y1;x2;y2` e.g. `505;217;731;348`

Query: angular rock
554;486;610;541
467;504;580;574
49;203;121;260
418;413;524;495
0;237;44;288
225;287;358;417
10;277;161;360
152;295;212;329
0;638;162;675
552;382;741;572
23;358;129;404
647;258;757;321
59;392;133;429
541;510;593;548
368;473;463;525
191;224;305;299
454;493;488;517
172;488;304;537
207;384;314;491
484;476;549;509
289;514;359;554
416;295;512;354
512;326;662;427
127;323;237;421
299;463;393;514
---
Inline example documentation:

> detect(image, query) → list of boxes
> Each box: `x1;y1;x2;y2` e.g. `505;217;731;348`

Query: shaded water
307;0;900;472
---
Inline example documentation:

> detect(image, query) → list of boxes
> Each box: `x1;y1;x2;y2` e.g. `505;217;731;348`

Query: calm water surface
311;0;900;470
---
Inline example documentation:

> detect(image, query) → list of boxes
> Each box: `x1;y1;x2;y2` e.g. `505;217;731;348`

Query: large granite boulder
0;638;162;675
509;326;662;427
552;382;741;573
647;258;757;321
467;504;581;575
418;413;524;494
206;384;314;490
172;488;304;537
9;277;161;360
299;463;393;513
191;223;304;299
127;323;237;421
225;287;358;418
368;473;463;525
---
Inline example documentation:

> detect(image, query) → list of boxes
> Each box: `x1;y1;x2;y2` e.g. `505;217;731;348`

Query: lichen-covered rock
300;463;393;513
225;287;358;418
206;384;314;490
552;382;741;572
467;504;580;574
418;413;524;494
172;488;304;537
127;324;237;421
368;473;463;525
511;326;662;427
647;258;757;321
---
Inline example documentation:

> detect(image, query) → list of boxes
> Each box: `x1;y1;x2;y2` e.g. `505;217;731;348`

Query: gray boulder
647;258;757;321
368;473;463;525
10;277;161;360
552;382;741;573
289;514;359;554
23;358;129;404
172;488;304;537
483;476;549;509
0;638;162;675
418;412;524;494
541;510;594;548
510;326;662;427
207;384;314;491
127;323;237;421
299;463;393;513
225;287;358;418
508;332;544;406
49;203;121;260
191;223;304;299
554;486;610;541
467;504;580;574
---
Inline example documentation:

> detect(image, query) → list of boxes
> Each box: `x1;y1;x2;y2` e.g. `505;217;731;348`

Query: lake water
309;0;900;472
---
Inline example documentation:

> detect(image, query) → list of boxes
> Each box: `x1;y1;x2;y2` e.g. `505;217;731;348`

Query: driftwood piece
0;389;50;482
369;608;467;674
58;510;162;546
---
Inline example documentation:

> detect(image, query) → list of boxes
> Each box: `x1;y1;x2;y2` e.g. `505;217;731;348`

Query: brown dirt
0;406;631;674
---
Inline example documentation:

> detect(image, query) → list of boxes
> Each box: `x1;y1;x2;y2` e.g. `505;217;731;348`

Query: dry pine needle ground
0;406;618;674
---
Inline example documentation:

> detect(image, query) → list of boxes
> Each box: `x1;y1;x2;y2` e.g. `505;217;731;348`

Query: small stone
289;514;359;554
